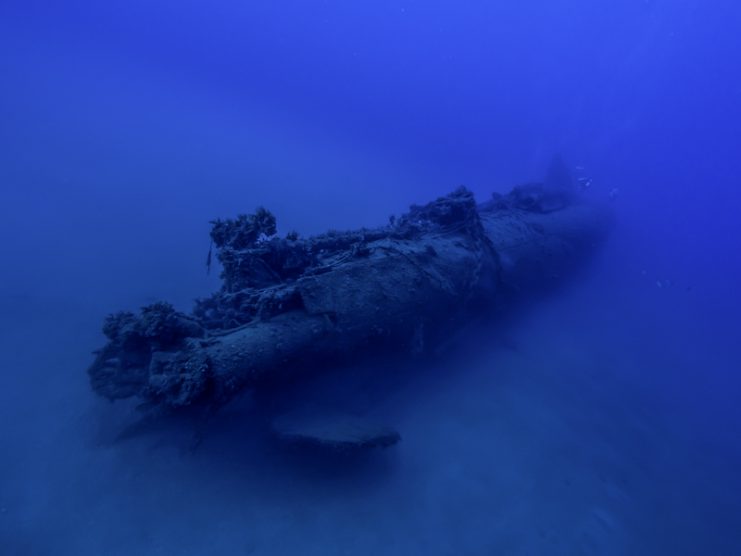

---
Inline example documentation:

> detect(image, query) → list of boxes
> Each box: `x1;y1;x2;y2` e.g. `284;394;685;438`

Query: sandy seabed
1;253;739;556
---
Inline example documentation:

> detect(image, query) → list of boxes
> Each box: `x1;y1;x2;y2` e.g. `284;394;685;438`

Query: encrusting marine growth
87;172;612;448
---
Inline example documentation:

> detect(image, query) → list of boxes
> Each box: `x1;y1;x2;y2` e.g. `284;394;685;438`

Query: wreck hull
88;187;611;410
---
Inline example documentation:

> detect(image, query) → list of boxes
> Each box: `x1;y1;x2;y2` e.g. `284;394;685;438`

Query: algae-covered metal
88;184;611;414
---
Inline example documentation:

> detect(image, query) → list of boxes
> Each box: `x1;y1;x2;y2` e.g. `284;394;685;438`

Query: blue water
1;1;740;554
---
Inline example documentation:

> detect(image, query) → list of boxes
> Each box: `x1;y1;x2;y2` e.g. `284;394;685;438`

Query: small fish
206;241;213;275
577;177;593;190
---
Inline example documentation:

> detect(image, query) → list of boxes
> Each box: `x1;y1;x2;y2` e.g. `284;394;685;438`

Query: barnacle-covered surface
87;184;610;411
89;303;203;401
193;187;484;330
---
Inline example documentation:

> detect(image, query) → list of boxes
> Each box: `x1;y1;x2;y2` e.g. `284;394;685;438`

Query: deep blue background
1;1;740;554
2;1;740;296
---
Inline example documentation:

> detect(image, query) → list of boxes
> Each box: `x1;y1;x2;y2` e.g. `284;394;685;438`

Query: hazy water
1;1;740;554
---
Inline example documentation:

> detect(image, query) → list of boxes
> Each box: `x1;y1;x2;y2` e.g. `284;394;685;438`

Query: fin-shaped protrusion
271;410;400;450
544;154;575;192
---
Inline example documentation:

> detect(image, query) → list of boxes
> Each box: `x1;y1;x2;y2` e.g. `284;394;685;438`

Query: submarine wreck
87;175;612;449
